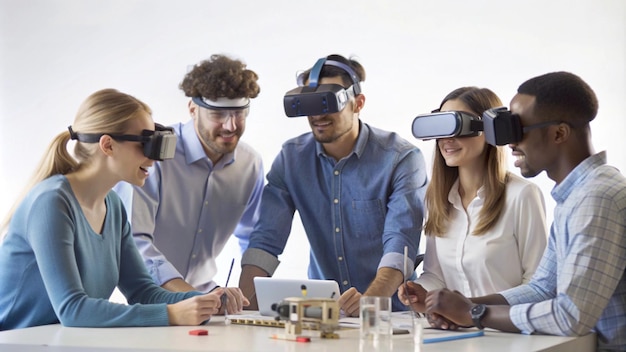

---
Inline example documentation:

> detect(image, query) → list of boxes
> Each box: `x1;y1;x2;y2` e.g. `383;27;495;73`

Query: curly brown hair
179;54;260;100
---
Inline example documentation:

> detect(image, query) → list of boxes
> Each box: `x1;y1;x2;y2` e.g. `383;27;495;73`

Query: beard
309;118;354;144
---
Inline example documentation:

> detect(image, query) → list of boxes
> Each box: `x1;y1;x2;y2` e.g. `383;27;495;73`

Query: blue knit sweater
0;175;201;330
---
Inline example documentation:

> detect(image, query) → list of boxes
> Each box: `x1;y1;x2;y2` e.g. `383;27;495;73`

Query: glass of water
360;296;392;340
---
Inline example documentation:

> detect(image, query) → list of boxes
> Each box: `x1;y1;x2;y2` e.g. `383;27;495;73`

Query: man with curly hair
115;54;263;314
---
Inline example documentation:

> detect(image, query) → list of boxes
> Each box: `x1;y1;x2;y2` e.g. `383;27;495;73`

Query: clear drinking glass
360;296;392;339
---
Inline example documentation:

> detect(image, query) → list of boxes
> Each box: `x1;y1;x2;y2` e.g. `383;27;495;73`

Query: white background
1;0;625;292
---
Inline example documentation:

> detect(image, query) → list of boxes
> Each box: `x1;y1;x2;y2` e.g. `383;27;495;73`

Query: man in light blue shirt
238;54;428;315
115;55;264;311
423;72;626;351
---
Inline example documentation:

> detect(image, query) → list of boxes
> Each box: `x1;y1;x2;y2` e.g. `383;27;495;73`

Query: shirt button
338;256;343;261
333;199;339;204
198;229;203;233
204;201;209;205
192;254;197;259
342;280;348;286
334;170;339;176
335;227;340;233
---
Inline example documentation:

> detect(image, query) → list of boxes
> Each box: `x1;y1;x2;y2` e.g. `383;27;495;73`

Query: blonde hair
1;89;151;234
424;87;508;237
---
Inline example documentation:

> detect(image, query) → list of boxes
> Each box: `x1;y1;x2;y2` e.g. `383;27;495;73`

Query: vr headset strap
307;58;326;88
470;119;484;132
302;57;362;95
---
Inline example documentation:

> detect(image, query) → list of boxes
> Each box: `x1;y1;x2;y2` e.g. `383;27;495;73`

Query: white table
0;316;596;352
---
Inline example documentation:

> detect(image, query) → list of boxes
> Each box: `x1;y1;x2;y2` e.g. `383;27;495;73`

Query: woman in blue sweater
0;89;246;330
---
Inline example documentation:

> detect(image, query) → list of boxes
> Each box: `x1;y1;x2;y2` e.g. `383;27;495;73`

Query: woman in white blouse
399;87;548;312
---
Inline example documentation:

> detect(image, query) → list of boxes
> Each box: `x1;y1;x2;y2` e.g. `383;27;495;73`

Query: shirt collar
551;151;607;203
447;178;486;209
315;120;368;158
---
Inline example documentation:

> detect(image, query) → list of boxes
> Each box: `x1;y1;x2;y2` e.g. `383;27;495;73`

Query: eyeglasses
204;108;250;124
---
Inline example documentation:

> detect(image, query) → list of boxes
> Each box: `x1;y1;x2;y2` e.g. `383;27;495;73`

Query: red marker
270;334;311;343
189;329;209;336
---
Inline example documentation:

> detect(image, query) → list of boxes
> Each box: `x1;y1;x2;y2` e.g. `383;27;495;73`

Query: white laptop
253;277;341;316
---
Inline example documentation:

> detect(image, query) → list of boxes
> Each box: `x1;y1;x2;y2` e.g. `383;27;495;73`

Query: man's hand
338;287;362;317
425;288;474;328
426;312;461;330
217;287;250;315
398;281;427;313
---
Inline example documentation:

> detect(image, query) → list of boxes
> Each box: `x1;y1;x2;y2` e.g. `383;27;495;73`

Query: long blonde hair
424;87;508;237
1;89;152;234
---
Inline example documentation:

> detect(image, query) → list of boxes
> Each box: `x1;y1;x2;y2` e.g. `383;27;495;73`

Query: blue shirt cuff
510;303;535;335
378;252;414;280
241;248;280;275
151;259;184;287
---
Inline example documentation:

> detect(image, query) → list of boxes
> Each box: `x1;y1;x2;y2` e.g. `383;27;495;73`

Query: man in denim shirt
238;54;428;315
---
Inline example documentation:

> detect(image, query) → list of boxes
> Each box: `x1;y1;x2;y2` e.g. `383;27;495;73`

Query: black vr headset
412;107;544;146
283;57;362;117
69;123;177;161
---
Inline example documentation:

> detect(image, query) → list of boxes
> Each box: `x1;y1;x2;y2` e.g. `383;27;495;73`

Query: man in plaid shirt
421;71;626;352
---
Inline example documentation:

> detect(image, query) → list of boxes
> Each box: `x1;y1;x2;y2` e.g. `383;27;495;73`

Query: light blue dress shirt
0;175;201;330
243;121;428;311
115;120;264;292
501;152;626;351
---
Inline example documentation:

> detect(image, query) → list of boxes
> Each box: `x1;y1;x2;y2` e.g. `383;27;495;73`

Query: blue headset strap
307;58;326;88
301;57;362;95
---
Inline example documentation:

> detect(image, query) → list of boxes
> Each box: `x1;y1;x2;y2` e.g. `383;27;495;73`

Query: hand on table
425;288;473;329
218;287;250;315
338;287;363;317
167;288;224;325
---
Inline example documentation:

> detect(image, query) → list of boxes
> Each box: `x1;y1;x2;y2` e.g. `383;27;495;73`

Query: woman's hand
167;288;224;325
398;281;427;313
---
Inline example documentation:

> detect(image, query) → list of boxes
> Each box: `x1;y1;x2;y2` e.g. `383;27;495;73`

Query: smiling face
112;113;155;187
436;99;486;168
190;102;246;164
306;76;360;145
508;93;555;178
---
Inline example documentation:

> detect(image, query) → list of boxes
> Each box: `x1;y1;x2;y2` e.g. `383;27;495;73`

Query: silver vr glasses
412;107;534;146
411;111;483;140
283;58;362;117
69;123;177;161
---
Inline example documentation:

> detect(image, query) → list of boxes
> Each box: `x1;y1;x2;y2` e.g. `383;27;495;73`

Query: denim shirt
243;121;427;311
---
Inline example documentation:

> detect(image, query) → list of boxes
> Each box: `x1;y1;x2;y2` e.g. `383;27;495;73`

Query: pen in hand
403;246;422;318
221;258;235;320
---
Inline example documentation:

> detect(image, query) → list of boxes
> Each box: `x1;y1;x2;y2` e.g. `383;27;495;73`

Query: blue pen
224;258;235;288
422;330;484;344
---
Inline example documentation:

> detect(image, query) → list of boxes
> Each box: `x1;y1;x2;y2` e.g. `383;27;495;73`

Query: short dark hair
179;54;260;100
300;54;366;88
517;71;598;125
